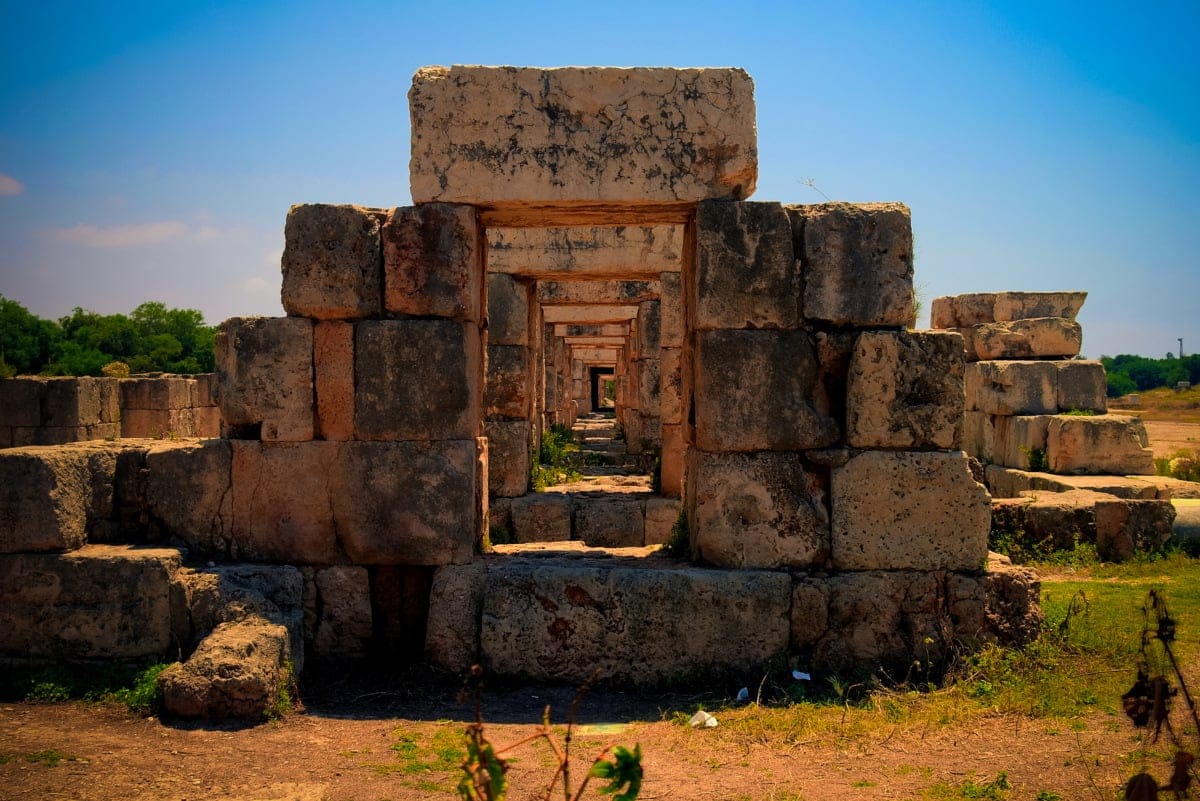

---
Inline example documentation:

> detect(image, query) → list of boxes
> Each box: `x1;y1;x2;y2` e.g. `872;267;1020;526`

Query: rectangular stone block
314;320;355;441
645;497;681;545
659;424;685;499
968;318;1082;361
575;499;645;548
485;345;532;420
215;317;314;441
411;66;757;206
965;360;1058;416
145;439;233;556
688;450;830;568
425;562;487;672
789;202;915;327
0;378;41;427
18;425;89;446
1047;415;1155;475
0;545;180;661
41;377;102;427
693;329;838;452
832;451;989;570
636;358;660;413
313;566;374;657
484;420;531;498
636;300;661;355
994;415;1052;469
119;376;191;412
97;379;120;423
121;408;196;438
487;274;531;346
510;493;572;543
1095;498;1175;561
281;204;384;319
658;271;683;348
193;373;219;407
193;406;222;438
490;226;681;279
846;330;964;449
355;319;482;440
537;280;660;307
694;201;798;330
931;291;1087;328
962;411;996;462
383;204;482;321
660;349;683;424
1057;360;1107;413
480;559;790;686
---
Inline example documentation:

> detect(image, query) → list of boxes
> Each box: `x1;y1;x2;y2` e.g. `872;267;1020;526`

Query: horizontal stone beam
569;347;620;363
554;323;629;338
562;336;627;347
543;305;638;324
487;226;682;278
538;280;662;306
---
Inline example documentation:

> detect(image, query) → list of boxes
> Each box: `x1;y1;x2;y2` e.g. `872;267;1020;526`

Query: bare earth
0;688;1147;801
1143;420;1200;458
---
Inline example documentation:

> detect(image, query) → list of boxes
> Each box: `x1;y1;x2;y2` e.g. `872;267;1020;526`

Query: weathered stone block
215;317;314;442
689;450;829;569
484;420;531;498
490;226;681;278
790;202;914;327
1095;499;1176;561
659;424;685;499
145;439;234;555
382;204;481;321
314;320;355;441
994;415;1052;469
159;622;289;720
659;349;683;424
510;493;572;543
1056;361;1107;413
969;318;1083;360
846;330;964;449
694;201;798;330
425;562;487;672
990;490;1106;552
43;377;105;427
537;280;660;307
0;378;41;427
947;563;1044;645
485;345;532;420
487;274;531;346
575;499;645;547
355;319;481;441
636;358;660;413
931;291;1087;328
693;329;838;452
280;204;383;319
658;271;683;348
480;558;789;685
0;545;180;661
644;497;681;546
410;66;757;205
121;407;195;438
965;360;1058;416
832;451;990;570
313;566;373;657
962;411;996;462
636;300;660;355
1047;415;1155;475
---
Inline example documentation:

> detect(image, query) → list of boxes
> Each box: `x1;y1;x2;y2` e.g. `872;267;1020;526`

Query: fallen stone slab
967;317;1083;361
931;291;1087;328
158;622;291;720
984;465;1166;499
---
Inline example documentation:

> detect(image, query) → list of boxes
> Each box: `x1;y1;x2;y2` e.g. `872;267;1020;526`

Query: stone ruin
0;66;1045;718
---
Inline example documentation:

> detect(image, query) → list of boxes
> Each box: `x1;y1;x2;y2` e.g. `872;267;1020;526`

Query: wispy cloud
241;276;275;295
42;220;238;247
0;174;23;196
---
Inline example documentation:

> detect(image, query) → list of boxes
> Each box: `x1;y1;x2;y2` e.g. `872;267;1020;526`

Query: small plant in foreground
660;505;689;558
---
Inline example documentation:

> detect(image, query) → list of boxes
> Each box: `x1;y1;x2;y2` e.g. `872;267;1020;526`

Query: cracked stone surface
488;225;682;278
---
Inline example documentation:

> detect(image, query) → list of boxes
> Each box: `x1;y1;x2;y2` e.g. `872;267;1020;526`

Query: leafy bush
1156;449;1200;482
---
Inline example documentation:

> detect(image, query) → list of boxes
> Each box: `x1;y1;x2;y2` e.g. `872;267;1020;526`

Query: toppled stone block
313;566;373;657
694;202;798;330
355;319;481;441
480;558;789;685
510;493;572;542
790;202;915;327
846;330;964;449
967;318;1083;361
425;561;487;672
931;291;1087;328
159;622;290;720
575;499;645;548
832;451;989;571
410;66;757;205
484;420;531;498
145;439;234;555
215;317;314;442
693;329;838;452
485;345;532;419
280;204;384;319
382;204;482;321
313;320;355;440
1056;361;1107;413
1047;414;1155;475
1095;498;1176;561
689;450;829;568
0;545;180;661
645;497;681;546
488;274;531;346
965;361;1058;416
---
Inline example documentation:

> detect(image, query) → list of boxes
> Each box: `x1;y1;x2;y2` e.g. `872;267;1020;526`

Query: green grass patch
924;772;1011;799
531;424;583;490
4;662;169;713
23;749;79;767
365;724;465;792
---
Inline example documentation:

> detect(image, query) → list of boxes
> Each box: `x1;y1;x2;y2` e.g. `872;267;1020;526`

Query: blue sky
1;0;1196;359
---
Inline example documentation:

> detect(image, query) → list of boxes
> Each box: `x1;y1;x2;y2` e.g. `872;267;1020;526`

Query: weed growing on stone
531;425;583;490
660;505;689;558
265;660;299;720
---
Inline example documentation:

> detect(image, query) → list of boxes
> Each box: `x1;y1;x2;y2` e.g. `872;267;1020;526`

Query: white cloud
241;276;275;295
261;248;283;267
0;174;23;196
49;220;190;247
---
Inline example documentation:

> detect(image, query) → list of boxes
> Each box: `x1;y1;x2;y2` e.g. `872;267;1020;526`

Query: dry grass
1110;386;1200;423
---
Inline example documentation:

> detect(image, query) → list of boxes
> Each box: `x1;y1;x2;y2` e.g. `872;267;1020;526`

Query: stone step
494;492;680;546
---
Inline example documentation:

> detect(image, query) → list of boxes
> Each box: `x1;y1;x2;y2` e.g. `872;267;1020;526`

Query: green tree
0;295;61;375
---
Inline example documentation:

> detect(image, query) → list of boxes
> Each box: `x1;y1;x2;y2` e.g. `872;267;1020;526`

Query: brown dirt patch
1143;420;1200;459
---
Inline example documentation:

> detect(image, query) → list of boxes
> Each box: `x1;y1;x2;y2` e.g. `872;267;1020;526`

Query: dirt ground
0;678;1155;801
1143;420;1200;459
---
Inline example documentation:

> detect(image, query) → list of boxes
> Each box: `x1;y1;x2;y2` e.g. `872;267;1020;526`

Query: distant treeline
0;295;215;378
1102;353;1199;397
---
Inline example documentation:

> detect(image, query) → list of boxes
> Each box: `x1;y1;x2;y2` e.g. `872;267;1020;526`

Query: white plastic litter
735;687;750;702
792;670;811;681
688;710;719;728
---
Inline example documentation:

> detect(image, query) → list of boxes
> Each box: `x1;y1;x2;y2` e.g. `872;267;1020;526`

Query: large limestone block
962;411;996;462
694;201;798;330
968;318;1083;361
355;319;482;441
510;493;572;542
313;566;373;657
993;415;1052;469
693;329;838;452
158;622;289;720
636;300;661;355
846;330;964;449
487;274;531;346
931;291;1087;328
331;440;479;565
575;499;645;547
215;317;314;442
965;360;1058;416
119;376;192;412
485;345;532;420
946;563;1044;646
659;424;685;499
480;559;790;685
488;225;682;279
382;204;482;321
313;320;355;441
484;420;531;498
0;378;41;427
425;561;487;672
832;451;990;571
537;280;660;307
40;377;104;427
410;66;757;206
689;450;829;568
645;497;681;545
990;490;1107;552
120;407;196;439
280;204;383;319
658;271;683;348
1047;415;1155;475
659;349;683;424
0;545;181;661
145;439;234;555
1056;361;1107;413
1095;499;1176;561
636;358;660;412
789;202;915;327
